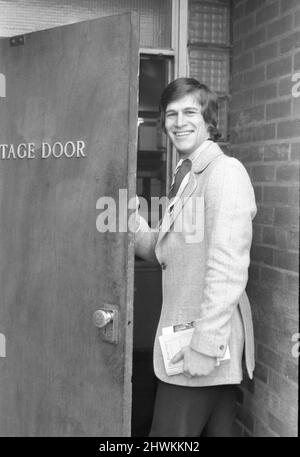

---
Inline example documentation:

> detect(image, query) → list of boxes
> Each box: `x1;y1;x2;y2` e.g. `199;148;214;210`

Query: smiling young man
164;94;210;156
135;78;257;437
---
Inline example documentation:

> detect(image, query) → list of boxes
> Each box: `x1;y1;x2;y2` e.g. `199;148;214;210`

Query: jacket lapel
156;141;224;247
157;172;197;245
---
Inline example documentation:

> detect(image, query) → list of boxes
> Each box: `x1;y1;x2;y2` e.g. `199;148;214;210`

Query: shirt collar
174;139;225;176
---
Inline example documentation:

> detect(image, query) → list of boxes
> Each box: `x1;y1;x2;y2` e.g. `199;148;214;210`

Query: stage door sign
0;14;138;436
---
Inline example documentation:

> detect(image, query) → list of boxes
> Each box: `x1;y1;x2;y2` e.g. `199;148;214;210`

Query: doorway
131;54;173;437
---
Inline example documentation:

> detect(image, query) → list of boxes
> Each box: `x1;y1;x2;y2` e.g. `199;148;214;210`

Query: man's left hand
171;346;216;377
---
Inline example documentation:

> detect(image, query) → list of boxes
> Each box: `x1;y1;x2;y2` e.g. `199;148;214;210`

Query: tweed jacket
135;140;257;387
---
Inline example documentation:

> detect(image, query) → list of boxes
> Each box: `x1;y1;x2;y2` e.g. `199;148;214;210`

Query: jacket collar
191;140;224;173
156;141;224;247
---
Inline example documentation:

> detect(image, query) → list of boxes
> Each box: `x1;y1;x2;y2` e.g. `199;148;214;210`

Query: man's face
164;94;209;157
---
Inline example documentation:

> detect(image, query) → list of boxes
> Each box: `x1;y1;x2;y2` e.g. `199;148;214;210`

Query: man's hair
159;77;222;142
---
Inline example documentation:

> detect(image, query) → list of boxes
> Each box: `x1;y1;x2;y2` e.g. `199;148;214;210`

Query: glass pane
92;0;172;48
0;0;172;48
189;48;229;94
189;1;230;45
137;57;170;227
139;58;169;111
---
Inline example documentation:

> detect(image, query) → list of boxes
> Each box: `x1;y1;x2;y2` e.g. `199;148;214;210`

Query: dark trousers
149;380;238;437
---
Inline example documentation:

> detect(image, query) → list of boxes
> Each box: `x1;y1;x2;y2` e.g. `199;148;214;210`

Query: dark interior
131;55;171;437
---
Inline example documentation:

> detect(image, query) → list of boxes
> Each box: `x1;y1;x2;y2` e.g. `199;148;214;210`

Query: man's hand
171;346;216;377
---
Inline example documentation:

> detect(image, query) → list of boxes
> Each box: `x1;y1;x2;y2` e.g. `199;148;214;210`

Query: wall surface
230;0;299;437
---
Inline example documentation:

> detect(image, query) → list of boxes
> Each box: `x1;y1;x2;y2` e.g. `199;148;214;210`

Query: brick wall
230;0;299;437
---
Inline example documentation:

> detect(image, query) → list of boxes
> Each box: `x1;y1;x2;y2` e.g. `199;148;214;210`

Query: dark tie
168;158;192;200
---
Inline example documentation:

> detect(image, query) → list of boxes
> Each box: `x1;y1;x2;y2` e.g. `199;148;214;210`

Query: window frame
139;0;189;190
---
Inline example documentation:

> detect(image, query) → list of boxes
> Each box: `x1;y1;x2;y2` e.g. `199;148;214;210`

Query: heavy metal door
0;13;138;436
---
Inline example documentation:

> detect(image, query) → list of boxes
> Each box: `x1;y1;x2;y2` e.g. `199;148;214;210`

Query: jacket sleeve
134;214;159;264
189;157;257;358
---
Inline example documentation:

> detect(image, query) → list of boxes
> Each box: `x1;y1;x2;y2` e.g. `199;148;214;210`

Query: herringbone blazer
135;141;257;387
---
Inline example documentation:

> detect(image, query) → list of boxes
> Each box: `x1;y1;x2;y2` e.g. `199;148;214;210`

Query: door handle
93;309;114;328
93;305;118;345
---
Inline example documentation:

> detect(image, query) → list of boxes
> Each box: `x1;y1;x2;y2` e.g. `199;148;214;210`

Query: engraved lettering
0;140;86;159
52;142;64;158
41;142;51;158
0;144;8;159
28;143;35;159
77;140;86;157
7;144;17;159
17;143;27;159
64;141;76;158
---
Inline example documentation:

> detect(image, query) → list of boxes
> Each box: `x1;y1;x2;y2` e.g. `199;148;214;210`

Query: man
135;78;256;437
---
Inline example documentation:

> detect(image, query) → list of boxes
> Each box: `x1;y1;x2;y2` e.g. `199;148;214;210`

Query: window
188;0;231;141
137;55;173;227
0;0;173;49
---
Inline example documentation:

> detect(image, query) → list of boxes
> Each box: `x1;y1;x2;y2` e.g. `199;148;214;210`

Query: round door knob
93;309;114;328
